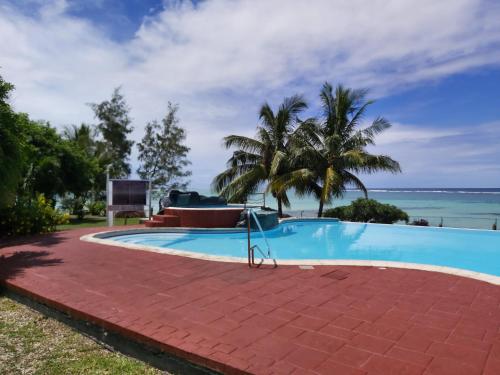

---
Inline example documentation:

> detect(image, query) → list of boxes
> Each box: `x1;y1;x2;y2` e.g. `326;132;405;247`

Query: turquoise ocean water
155;188;500;230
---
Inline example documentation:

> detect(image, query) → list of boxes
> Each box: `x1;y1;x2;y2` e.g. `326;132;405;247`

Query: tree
0;75;25;208
137;103;191;193
212;95;307;217
63;123;109;198
21;121;96;202
323;198;409;223
272;82;401;217
90;87;134;178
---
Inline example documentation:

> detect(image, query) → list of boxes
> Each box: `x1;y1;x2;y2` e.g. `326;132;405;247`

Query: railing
407;216;498;230
246;209;277;268
244;193;266;209
286;210;499;230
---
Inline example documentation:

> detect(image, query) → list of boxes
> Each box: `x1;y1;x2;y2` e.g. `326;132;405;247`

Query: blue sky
1;0;500;188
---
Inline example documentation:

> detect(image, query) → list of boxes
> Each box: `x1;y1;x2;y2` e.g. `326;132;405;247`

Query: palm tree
63;124;110;198
272;82;401;217
212;95;307;217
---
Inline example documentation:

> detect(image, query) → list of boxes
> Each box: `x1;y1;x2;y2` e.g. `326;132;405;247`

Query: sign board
106;177;152;227
111;180;148;205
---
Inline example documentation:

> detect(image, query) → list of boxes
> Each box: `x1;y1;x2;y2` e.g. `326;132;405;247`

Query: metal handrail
246;209;277;268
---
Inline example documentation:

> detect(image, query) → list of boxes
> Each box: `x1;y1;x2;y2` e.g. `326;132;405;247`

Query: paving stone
361;354;425;375
1;225;499;375
331;345;372;367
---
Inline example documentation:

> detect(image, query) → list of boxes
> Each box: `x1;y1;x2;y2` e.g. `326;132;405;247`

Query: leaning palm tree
212;95;307;217
272;82;401;217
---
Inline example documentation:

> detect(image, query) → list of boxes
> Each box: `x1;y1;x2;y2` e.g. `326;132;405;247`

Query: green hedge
323;198;409;224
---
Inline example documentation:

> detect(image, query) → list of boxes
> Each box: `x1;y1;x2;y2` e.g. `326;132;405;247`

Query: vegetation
62;123;109;199
90;88;134;179
25;122;97;201
60;196;86;220
273;83;401;216
215;82;401;217
0;194;69;236
137;102;191;194
213;95;308;217
0;296;162;374
0;73;191;237
411;218;429;226
56;215;141;231
0;77;25;209
86;200;106;217
323;198;409;224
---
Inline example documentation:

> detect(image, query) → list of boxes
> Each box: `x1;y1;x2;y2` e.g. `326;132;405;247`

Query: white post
148;180;152;220
106;166;113;227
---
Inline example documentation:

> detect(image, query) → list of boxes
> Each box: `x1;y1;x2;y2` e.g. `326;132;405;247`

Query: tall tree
63;123;109;197
212;95;307;217
272;82;401;217
90;87;133;178
137;103;191;193
22;121;96;202
0;75;25;208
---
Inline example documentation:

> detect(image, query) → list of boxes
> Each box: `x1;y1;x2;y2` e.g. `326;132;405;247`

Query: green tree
90;87;133;178
63;123;109;198
22;121;96;202
213;95;307;217
272;83;401;217
323;198;409;223
0;75;25;208
137;103;191;193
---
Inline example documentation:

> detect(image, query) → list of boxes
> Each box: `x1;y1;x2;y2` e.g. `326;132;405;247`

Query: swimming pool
89;219;500;278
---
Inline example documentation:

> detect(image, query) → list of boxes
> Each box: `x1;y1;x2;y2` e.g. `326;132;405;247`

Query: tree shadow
0;250;63;281
0;231;66;249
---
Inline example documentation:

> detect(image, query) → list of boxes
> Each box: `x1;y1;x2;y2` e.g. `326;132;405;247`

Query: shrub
323;198;409;224
411;219;429;226
0;194;69;237
87;200;106;216
60;196;87;220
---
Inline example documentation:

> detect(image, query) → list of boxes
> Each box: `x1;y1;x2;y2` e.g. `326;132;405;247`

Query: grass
0;295;164;375
56;215;142;231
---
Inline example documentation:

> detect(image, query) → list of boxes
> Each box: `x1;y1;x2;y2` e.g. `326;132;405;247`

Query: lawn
57;215;142;231
0;295;163;375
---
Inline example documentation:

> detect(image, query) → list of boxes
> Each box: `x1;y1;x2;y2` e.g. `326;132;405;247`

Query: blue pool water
109;219;500;276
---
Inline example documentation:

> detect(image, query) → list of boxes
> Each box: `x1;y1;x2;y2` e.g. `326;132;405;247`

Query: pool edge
80;227;500;286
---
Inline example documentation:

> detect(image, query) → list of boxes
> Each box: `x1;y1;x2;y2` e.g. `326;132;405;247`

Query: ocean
157;188;500;230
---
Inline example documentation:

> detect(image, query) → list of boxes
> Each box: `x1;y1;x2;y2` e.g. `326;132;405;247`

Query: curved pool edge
80;225;500;286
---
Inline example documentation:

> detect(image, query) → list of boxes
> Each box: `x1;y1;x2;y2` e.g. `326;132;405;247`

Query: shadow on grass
0;250;63;281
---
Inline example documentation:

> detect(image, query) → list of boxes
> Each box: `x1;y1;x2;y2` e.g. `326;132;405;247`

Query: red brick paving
1;227;500;374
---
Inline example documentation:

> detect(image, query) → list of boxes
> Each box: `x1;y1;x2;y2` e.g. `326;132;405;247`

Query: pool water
109;219;500;276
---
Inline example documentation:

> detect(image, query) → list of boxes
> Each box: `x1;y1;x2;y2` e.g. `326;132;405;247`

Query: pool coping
80;219;500;286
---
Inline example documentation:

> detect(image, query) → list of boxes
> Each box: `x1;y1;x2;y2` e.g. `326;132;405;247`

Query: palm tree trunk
277;197;283;217
318;199;324;217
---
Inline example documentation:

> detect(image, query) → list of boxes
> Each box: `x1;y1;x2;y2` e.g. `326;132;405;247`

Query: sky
1;0;500;189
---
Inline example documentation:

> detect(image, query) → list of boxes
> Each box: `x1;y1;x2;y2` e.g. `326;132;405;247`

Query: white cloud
364;121;500;187
1;0;500;187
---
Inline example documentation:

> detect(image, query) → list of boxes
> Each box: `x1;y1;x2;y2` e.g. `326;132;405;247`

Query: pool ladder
246;209;278;268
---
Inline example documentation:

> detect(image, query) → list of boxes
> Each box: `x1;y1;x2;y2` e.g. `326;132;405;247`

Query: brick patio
1;227;500;374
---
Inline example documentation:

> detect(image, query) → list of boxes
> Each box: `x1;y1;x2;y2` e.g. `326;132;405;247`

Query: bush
87;200;106;216
60;196;86;220
0;194;69;237
323;198;409;224
411;219;429;226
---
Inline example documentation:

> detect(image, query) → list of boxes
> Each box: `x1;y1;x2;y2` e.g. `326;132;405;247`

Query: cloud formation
1;0;500;186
